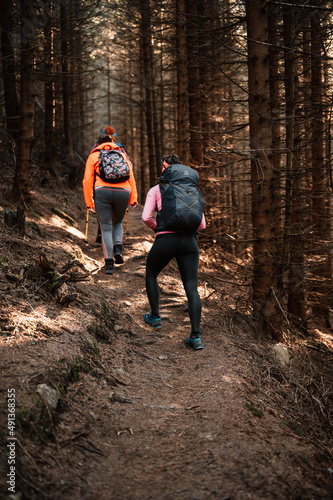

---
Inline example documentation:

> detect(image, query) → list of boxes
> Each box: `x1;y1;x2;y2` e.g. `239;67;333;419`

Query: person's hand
130;203;137;210
88;207;95;213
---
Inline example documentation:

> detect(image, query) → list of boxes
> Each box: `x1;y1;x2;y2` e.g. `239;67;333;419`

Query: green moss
245;402;263;418
15;352;95;446
28;209;42;220
69;356;91;382
16;401;58;444
48;355;92;396
82;337;100;357
301;456;313;468
284;420;304;436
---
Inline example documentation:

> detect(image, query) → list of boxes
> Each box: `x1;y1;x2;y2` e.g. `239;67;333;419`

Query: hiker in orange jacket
83;135;137;274
92;126;132;245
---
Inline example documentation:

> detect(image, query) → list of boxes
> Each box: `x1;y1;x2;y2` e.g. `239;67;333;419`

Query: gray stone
8;493;23;500
36;384;60;409
272;343;290;367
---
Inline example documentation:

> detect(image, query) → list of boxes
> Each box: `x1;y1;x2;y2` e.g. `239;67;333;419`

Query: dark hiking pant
146;233;201;335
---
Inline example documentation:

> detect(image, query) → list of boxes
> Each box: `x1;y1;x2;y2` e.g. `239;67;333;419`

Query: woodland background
0;0;332;340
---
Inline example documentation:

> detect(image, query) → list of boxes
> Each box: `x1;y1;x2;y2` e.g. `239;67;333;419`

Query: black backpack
156;164;204;233
96;147;130;183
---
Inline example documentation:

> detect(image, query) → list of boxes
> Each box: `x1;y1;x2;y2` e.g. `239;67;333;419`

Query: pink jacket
142;184;206;235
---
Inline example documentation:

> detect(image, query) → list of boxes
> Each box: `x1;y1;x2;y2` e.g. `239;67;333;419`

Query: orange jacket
82;142;138;209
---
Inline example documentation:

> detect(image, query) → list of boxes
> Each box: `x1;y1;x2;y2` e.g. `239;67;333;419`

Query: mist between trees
0;0;332;339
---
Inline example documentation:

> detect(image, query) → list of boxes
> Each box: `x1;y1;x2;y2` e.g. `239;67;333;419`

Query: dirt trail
0;189;332;500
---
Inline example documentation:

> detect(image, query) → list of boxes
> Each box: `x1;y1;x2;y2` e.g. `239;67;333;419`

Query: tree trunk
268;4;282;269
140;0;158;186
185;0;203;165
282;5;295;291
52;5;62;164
287;129;307;330
44;3;54;170
60;3;75;187
158;8;165;156
12;0;35;204
310;4;331;324
140;79;147;204
246;0;281;339
282;7;307;330
176;0;189;164
0;0;20;141
311;7;325;237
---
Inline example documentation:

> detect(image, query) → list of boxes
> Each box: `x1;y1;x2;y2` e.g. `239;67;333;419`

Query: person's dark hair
97;134;111;145
162;154;182;166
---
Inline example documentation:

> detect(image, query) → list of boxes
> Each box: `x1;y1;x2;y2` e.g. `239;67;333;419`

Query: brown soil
0;180;332;500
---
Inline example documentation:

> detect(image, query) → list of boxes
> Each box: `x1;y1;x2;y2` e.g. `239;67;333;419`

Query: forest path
0;195;329;500
60;208;322;500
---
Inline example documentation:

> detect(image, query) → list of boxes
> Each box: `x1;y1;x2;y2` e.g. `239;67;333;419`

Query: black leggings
146;233;201;335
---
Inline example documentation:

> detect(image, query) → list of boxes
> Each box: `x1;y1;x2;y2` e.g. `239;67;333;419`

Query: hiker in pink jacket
142;154;206;350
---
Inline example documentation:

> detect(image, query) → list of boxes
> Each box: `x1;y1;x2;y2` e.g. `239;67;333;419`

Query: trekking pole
84;209;89;242
126;207;129;235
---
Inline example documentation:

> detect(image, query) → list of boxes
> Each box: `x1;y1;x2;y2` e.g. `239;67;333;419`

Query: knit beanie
103;126;116;137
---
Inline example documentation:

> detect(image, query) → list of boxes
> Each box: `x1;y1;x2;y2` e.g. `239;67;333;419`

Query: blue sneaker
144;312;161;329
185;336;203;350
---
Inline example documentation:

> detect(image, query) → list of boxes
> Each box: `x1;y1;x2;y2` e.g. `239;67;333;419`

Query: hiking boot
113;244;124;264
144;312;161;329
102;258;114;275
185;336;203;350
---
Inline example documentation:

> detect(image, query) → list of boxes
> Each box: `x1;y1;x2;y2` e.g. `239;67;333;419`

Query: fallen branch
109;393;135;404
45;453;63;474
201;270;250;287
17;439;41;473
186;405;201;411
61;432;89;448
132;349;165;364
38;254;78;305
27;372;44;389
16;468;51;498
51;208;76;226
60;325;75;335
272;287;290;325
117;427;133;436
75;442;106;456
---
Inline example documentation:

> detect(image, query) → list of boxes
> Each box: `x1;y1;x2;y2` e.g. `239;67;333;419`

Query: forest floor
0;179;332;500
